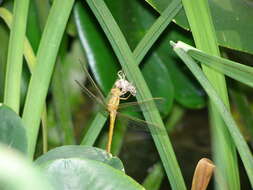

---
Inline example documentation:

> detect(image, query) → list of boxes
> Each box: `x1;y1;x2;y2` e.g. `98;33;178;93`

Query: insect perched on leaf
76;64;165;153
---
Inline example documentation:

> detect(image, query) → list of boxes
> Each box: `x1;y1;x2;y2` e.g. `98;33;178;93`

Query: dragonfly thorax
107;88;121;112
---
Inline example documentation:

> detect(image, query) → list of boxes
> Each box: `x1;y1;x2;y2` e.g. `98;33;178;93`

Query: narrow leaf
172;41;253;187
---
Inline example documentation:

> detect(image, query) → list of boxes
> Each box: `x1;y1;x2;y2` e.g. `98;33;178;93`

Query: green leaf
74;1;119;95
22;0;75;158
172;41;253;187
0;144;54;190
0;104;27;154
142;162;164;190
27;0;41;52
3;0;30;113
176;41;253;88
40;158;144;190
142;55;174;115
144;0;253;54
35;145;124;171
0;22;9;102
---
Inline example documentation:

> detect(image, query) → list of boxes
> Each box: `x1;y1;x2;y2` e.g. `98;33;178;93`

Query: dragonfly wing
118;98;165;113
116;112;167;135
75;80;107;110
79;61;107;105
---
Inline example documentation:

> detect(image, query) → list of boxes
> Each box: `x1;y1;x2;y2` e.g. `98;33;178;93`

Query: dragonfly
76;65;164;153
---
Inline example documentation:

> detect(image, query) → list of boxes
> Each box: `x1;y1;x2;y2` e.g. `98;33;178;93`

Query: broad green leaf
35;145;124;171
144;0;253;54
74;1;118;95
0;104;27;154
40;158;144;190
142;55;174;115
0;144;54;190
176;41;253;88
172;41;253;187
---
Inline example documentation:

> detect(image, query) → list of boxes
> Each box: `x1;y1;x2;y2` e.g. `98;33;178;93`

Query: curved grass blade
22;0;75;158
134;0;182;63
180;0;239;187
0;8;36;71
176;41;253;88
4;0;30;113
172;41;253;187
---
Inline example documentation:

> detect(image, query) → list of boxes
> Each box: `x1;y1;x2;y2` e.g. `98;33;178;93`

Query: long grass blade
172;41;253;187
0;8;36;71
134;0;182;63
175;41;253;88
0;7;49;156
181;0;240;188
3;0;30;113
22;0;75;159
85;0;186;189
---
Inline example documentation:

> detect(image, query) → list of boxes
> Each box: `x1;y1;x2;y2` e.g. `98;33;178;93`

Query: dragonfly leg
120;93;131;100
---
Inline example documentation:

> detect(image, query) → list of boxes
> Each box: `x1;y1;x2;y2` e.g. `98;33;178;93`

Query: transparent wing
118;97;165;113
75;80;107;110
79;60;107;105
116;112;167;135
